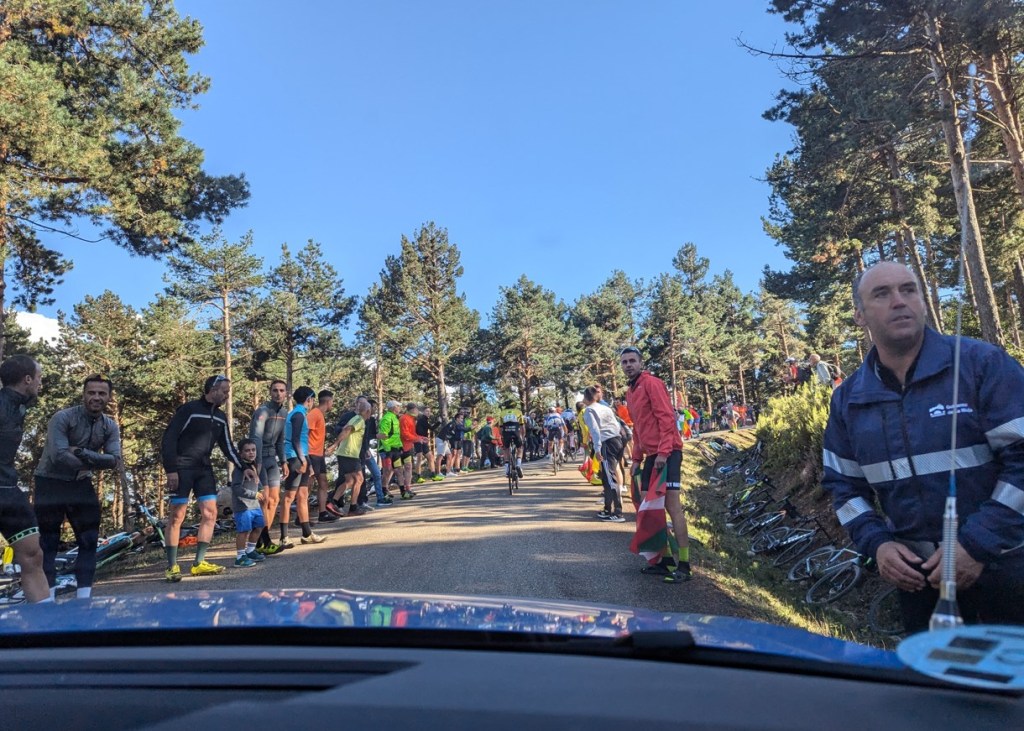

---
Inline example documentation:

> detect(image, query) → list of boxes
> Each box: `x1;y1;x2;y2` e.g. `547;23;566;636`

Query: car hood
0;588;901;669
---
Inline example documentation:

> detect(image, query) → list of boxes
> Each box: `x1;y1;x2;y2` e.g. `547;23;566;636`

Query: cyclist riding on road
499;413;524;479
543;407;566;461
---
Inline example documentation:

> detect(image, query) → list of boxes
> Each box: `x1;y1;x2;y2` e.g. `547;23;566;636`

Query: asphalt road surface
98;456;744;617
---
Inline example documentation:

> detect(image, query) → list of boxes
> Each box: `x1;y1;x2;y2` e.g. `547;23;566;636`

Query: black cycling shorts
259;457;283;489
640;450;682;491
308;454;327;476
0;486;38;544
285;457;310;491
502;434;523;449
170;468;217;505
547;428;563;440
414;442;429;455
337;456;362;476
461;439;473;455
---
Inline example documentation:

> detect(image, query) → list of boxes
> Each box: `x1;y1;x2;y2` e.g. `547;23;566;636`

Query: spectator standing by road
250;380;289;555
34;375;121;599
161;375;254;581
307;389;338;525
0;355;49;602
824;261;1024;632
282;386;325;545
621;346;691;582
583;386;626;523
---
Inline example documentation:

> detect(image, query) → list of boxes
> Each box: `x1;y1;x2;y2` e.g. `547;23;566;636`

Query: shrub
756;384;832;480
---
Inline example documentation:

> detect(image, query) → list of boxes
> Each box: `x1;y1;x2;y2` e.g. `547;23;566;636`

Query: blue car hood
0;588;901;669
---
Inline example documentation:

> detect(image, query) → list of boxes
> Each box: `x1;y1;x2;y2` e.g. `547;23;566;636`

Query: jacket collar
851;327;951;402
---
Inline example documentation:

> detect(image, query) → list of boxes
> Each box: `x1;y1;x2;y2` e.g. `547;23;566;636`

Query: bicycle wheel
867;585;904;636
552;450;558;475
749;526;792;555
726;499;768;524
737;509;783;537
787;545;837;582
806;563;863;605
771;530;815;568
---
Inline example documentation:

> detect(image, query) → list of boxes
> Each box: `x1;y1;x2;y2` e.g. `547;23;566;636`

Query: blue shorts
234;508;265;533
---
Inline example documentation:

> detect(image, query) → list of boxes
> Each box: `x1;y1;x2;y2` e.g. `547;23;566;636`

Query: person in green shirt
377;400;404;497
327;397;370;516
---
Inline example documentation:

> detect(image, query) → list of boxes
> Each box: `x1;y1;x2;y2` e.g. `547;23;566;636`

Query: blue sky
32;1;796;330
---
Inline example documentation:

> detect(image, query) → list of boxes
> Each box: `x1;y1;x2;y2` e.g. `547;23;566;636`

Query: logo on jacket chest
929;403;973;418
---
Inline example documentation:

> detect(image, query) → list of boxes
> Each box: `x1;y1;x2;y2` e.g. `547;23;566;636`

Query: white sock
237;549;247;559
49;586;56;601
76;586;91;599
245;542;256;554
517;458;522;467
37;597;54;604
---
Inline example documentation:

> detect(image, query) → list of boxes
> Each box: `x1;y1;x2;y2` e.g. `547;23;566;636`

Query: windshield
3;0;1024;691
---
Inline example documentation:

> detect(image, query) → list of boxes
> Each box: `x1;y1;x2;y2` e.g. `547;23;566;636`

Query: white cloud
12;312;60;345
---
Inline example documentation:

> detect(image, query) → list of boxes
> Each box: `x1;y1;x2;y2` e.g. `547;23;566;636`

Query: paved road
98;457;744;617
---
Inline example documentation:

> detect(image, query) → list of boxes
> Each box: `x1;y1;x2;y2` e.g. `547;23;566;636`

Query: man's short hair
83;374;113;393
238;437;258;452
385;399;400;411
269;379;287;390
406;402;417;411
318;389;334;402
293;386;316;404
0;355;38;387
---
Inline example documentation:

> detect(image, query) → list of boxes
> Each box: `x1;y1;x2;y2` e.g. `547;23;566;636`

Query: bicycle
551;441;563;475
804;550;875;605
507;459;519;495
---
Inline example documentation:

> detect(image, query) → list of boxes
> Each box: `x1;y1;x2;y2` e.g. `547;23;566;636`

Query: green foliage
0;0;249;355
756;383;832;479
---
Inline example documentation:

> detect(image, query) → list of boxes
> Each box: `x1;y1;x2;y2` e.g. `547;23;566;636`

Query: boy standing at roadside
231;439;267;568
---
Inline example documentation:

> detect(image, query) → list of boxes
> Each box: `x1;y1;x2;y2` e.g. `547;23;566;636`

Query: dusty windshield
2;0;1024;657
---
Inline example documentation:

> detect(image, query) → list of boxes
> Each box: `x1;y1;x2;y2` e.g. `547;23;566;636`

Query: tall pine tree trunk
221;293;233;432
925;12;1003;345
883;145;943;330
436;361;448;421
979;51;1024;206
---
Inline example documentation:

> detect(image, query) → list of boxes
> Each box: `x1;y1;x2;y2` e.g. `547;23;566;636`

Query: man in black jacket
0;355;48;603
161;375;254;582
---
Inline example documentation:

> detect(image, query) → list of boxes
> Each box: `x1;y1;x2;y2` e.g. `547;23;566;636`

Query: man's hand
377;432;387;441
654;454;667;470
243;468;258;482
166;472;179;491
876;541;926;591
256;491;266;504
595;449;603;461
922;543;985;590
281;462;290;479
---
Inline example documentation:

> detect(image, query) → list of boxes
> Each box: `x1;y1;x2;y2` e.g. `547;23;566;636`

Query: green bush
756;384;832;479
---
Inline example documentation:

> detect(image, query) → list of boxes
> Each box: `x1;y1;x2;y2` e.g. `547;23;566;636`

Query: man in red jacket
621;346;691;581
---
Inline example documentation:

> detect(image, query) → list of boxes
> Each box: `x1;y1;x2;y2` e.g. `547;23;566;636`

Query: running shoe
359;502;376;511
325;501;345;517
400;492;415;500
608;514;626;523
516;466;523;478
165;564;182;582
190;560;225;576
414;477;426;484
596;510;613;520
348;505;369;516
663;569;691;583
318;510;340;523
245;550;266;562
431;474;444;481
233;555;257;568
256;543;281;555
376;496;394;506
301;532;326;544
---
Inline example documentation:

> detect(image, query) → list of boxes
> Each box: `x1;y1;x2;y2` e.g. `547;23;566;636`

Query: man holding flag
621;346;691;583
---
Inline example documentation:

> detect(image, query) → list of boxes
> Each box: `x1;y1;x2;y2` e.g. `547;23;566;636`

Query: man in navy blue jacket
824;261;1024;632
